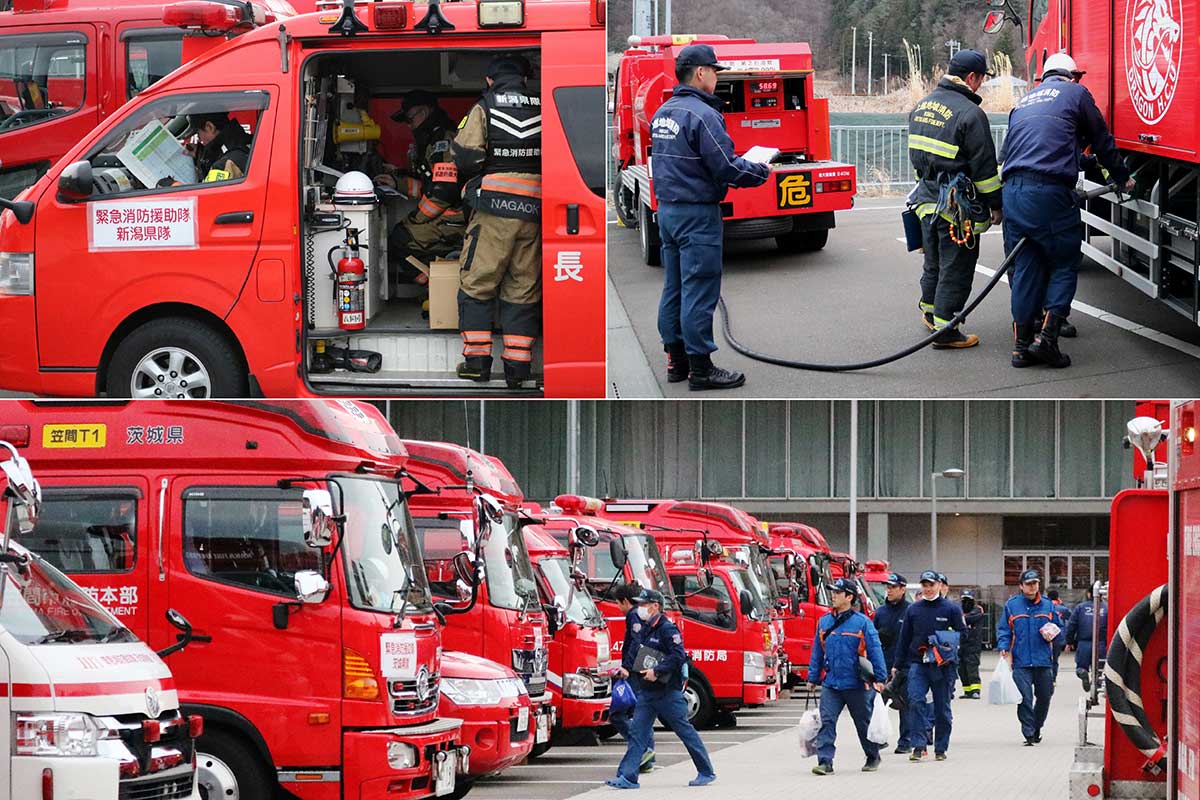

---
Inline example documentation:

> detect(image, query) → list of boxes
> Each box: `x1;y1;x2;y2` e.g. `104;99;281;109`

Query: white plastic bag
867;693;892;745
797;708;821;758
987;656;1022;705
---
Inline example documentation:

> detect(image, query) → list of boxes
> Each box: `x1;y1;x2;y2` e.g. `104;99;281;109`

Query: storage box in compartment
428;260;460;330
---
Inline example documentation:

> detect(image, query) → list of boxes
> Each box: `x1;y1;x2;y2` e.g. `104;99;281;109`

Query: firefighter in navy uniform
957;590;985;699
1001;52;1134;370
377;91;466;290
451;55;543;389
187;111;252;182
907;50;1003;349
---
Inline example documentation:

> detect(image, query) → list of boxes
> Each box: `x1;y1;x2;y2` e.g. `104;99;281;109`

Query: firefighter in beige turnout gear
452;55;542;388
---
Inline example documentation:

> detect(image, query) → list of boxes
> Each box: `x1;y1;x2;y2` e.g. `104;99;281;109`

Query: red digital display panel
750;80;779;94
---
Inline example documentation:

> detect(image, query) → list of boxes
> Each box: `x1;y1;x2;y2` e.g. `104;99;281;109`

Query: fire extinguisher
330;228;366;331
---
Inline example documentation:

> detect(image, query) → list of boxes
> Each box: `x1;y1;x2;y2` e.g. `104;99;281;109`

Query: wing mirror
697;566;714;589
475;494;503;533
451;551;475;584
294;570;331;604
302;489;336;547
572;525;600;547
738;589;753;617
57;160;94;201
983;10;1006;33
155;608;195;659
608;536;627;570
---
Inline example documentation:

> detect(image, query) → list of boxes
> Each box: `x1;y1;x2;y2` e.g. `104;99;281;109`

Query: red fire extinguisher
334;229;366;331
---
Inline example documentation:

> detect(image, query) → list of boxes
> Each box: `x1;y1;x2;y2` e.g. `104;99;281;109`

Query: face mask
636;606;652;621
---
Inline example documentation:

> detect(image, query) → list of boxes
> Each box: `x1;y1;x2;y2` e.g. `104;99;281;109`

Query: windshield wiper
391;567;413;628
36;629;92;644
99;627;132;643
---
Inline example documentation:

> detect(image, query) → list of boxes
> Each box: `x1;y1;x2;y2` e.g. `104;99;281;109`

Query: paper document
742;145;780;165
118;120;196;189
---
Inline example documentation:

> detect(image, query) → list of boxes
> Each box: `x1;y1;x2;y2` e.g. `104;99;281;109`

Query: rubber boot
687;354;746;391
665;343;689;383
456;356;493;382
1011;322;1038;368
1029;313;1071;368
1036;310;1077;338
503;360;531;390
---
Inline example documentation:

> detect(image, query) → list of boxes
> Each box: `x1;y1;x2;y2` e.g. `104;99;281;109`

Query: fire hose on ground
717;182;1121;372
1104;583;1168;775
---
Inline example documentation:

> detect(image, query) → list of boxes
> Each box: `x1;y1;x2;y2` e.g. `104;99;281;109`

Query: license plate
535;711;551;743
517;706;530;733
434;755;456;797
769;685;777;701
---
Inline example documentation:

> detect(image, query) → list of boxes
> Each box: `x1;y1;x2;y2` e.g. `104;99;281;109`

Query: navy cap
487;54;532;80
676;44;729;72
961;589;975;599
831;577;858;597
636;588;665;605
937;572;949;585
919;570;939;583
885;572;907;586
949;49;996;77
393;90;439;122
1020;569;1041;584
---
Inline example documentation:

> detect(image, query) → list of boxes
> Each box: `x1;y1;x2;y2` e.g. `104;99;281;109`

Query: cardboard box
428;259;460;330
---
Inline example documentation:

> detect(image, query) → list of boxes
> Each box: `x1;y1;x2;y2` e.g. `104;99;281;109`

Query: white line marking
975;263;1200;361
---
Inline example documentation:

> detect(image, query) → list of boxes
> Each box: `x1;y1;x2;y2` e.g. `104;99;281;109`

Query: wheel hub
683;685;700;720
131;346;213;399
197;752;240;800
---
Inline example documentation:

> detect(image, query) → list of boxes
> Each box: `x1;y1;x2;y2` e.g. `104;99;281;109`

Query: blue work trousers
617;690;713;785
610;707;656;759
1012;665;1055;739
897;698;918;749
657;202;725;355
907;663;954;753
1002;174;1083;325
815;685;880;765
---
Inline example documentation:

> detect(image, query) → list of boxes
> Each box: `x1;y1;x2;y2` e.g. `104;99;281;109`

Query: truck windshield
481;511;539;612
810;555;833;606
747;548;779;606
770;554;806;602
863;580;889;610
537;556;602;626
0;546;136;645
729;569;769;621
338;477;432;616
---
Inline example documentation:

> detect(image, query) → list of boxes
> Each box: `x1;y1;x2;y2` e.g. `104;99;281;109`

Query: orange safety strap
481;174;542;199
503;334;535;347
404;176;422;197
462;330;492;343
443;208;465;221
502;350;533;362
418;196;445;218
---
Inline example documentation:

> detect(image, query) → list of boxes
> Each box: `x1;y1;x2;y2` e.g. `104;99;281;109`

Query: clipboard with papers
741;145;781;165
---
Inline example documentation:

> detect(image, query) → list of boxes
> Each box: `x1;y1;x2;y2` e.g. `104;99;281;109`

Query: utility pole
664;0;670;34
867;31;874;95
851;26;857;94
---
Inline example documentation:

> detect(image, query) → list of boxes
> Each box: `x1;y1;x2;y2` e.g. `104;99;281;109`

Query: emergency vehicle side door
33;88;278;369
162;479;341;771
538;29;606;396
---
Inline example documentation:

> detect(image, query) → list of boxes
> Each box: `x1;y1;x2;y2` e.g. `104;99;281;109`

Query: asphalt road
607;197;1200;397
473;696;804;799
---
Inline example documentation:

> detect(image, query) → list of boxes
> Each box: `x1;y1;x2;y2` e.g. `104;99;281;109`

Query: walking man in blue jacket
872;572;916;753
610;583;656;772
650;43;770;391
893;570;964;762
995;570;1065;745
807;578;888;775
1065;586;1107;692
607;589;715;789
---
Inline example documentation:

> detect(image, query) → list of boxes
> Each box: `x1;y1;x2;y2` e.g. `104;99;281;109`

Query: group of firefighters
646;44;1134;389
803;568;1107;775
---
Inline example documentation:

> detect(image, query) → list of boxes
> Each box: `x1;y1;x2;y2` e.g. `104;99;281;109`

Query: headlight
743;651;766;683
15;713;100;757
0;252;34;296
744;652;766;668
442;678;525;706
387;741;418;769
563;672;594;699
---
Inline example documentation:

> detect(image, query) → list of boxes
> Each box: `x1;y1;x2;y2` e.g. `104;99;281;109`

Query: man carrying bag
996;570;1064;745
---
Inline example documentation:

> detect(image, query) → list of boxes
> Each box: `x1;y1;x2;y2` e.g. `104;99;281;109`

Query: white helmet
1042;52;1078;80
333;170;376;205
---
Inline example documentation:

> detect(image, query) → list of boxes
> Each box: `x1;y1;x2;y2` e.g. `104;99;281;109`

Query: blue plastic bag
611;678;637;714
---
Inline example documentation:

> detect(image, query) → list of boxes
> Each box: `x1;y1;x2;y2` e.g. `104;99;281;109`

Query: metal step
308;370;542;395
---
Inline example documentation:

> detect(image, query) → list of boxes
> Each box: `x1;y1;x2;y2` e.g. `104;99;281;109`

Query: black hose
717;183;1119;373
1104;583;1168;774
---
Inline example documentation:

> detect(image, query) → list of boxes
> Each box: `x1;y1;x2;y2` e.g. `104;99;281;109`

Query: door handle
566;204;580;235
214;211;254;225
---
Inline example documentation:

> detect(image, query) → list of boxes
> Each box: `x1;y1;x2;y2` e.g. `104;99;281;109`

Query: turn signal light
814;180;853;193
187;715;204;739
344;648;380;700
1183;410;1196;456
0;425;30;447
373;2;409;29
142;720;161;743
41;769;52;800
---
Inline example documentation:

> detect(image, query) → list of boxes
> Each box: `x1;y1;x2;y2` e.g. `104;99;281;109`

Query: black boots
456;356;493;382
1012;323;1038;368
1035;311;1077;338
687;354;745;391
665;344;689;383
1029;312;1072;368
503;361;531;390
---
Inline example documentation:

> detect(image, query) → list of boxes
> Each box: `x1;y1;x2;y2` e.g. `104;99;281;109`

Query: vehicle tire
639;202;662;267
108;317;247;398
615;185;638;229
195;730;273;800
442;777;476;800
683;674;716;729
595;724;619;740
775;228;829;253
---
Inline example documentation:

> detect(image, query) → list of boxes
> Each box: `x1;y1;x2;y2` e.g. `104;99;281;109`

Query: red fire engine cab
0;0;605;398
400;439;558;758
612;34;856;265
767;522;833;684
985;1;1200;325
4;400;469;800
0;0;292;200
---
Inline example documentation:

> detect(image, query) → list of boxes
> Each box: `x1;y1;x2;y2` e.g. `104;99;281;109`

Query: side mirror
166;608;191;632
983;10;1006;33
791;594;801;616
738;589;753;617
156;608;194;659
609;536;627;570
57;160;94;201
475;494;503;530
544;604;559;637
294;570;331;604
697;566;713;589
302;489;335;548
451;551;475;585
0;197;34;225
572;525;600;547
515;577;538;601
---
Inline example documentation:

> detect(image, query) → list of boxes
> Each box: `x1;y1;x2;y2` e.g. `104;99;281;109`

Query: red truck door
32;87;277;372
161;480;342;770
538;29;606;397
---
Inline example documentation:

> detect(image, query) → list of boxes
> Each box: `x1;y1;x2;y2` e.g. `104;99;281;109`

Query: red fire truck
0;0;605;398
400;439;557;757
521;523;613;736
597;499;779;726
983;1;1200;325
4;400;474;800
766;522;833;684
0;0;293;200
611;34;856;265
